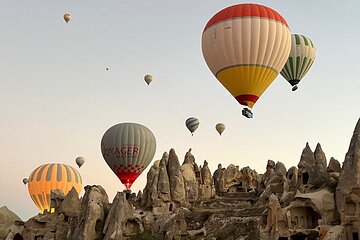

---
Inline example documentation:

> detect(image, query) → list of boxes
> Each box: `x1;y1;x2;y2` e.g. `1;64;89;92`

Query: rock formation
3;118;360;239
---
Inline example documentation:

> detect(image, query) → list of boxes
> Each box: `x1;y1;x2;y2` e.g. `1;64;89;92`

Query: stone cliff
2;118;360;240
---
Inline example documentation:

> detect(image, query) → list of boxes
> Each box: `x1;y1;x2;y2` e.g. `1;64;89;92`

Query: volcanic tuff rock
0;206;22;240
3;118;360;239
103;192;143;239
167;149;186;204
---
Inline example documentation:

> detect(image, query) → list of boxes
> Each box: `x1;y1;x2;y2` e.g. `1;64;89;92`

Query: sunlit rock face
4;118;360;240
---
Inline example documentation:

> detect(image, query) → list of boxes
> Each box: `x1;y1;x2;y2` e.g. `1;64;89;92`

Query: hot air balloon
202;4;291;118
144;75;153;85
185;117;199;136
101;123;156;189
63;14;72;23
215;123;225;136
75;157;85;168
280;34;316;91
22;178;28;185
28;163;82;213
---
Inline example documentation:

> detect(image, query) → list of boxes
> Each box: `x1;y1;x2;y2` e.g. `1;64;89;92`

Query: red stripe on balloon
235;94;259;106
116;171;142;189
204;4;289;31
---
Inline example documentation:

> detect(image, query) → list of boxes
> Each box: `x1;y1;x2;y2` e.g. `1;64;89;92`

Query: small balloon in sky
22;178;28;185
75;157;85;168
144;74;153;85
106;67;109;71
63;14;72;23
215;123;225;136
185;117;199;136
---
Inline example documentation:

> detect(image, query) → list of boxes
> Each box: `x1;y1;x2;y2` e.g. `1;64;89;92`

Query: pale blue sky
0;1;359;220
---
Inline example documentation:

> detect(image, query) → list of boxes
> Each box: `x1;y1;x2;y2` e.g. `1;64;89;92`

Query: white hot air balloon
75;157;85;168
101;122;156;189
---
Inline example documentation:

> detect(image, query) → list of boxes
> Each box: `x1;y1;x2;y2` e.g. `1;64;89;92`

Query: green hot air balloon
101;123;156;189
280;34;316;91
185;117;199;136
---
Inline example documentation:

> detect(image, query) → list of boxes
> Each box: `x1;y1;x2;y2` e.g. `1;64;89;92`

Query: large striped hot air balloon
101;123;156;189
280;34;316;91
27;163;82;213
202;4;291;118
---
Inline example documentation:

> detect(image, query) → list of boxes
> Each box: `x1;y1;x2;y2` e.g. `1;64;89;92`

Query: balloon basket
292;85;298;91
242;108;253;119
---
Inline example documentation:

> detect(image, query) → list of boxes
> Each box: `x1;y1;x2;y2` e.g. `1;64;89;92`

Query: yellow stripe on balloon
217;65;277;108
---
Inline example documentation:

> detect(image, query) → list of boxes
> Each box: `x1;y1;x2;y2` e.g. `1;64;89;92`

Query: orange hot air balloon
27;163;82;213
202;4;291;118
101;123;156;189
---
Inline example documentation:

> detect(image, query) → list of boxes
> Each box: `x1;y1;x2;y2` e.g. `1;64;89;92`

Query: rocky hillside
2;118;360;240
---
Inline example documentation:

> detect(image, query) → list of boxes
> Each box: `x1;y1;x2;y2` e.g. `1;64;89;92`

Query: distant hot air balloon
215;123;225;136
144;75;153;85
202;4;291;118
101;123;156;189
22;178;29;185
185;117;199;136
280;34;316;91
106;68;109;71
28;163;82;213
75;157;85;168
63;13;72;23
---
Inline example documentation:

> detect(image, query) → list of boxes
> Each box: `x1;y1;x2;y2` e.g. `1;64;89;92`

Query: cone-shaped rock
336;118;360;217
157;152;171;202
167;149;186;204
327;157;341;173
103;192;143;239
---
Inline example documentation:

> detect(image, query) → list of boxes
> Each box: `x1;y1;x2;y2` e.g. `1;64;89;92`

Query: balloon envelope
28;163;82;213
101;123;156;189
202;4;291;109
185;117;199;136
75;157;85;168
144;75;153;85
280;34;316;89
63;14;72;23
215;123;225;135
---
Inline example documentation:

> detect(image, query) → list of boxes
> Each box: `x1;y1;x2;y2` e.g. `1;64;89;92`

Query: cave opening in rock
289;173;293;180
95;219;103;232
278;237;288;240
302;172;309;184
291;234;306;240
13;233;24;240
353;232;359;240
169;203;173;212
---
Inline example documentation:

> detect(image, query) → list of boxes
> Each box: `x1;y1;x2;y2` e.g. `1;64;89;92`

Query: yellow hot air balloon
202;4;291;118
27;163;82;213
63;13;72;23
